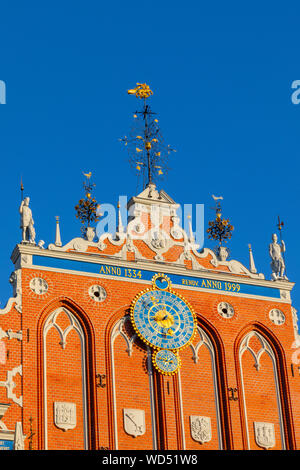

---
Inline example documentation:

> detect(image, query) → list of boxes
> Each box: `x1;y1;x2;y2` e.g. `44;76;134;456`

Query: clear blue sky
0;1;299;314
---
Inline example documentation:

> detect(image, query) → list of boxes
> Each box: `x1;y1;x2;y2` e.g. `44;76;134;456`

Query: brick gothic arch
178;319;231;450
235;325;296;450
37;299;98;450
108;314;158;450
106;311;231;450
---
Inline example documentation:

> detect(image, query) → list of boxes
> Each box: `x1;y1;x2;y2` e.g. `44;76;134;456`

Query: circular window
30;277;48;295
89;285;107;302
217;302;234;319
269;308;285;325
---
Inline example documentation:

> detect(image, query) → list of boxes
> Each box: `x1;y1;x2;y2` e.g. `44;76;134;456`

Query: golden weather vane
127;83;153;100
120;83;176;189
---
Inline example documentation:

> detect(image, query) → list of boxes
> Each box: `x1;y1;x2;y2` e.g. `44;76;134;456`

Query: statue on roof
19;197;36;244
269;233;287;280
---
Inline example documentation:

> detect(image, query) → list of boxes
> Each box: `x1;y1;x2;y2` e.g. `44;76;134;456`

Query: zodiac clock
130;273;196;375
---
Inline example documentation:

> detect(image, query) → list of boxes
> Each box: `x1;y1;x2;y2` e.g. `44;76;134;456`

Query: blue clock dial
153;349;180;375
131;288;196;350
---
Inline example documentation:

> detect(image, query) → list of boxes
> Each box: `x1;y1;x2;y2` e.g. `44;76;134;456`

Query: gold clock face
130;285;196;351
152;349;181;375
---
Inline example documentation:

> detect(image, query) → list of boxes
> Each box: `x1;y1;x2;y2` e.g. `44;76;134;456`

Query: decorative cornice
10;243;295;292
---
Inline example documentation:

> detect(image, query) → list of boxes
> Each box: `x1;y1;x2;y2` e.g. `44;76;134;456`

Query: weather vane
277;216;284;236
207;195;234;246
20;176;24;201
120;83;176;189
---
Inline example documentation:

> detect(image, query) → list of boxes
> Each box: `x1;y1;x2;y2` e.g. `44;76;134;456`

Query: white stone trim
0;270;22;315
239;331;286;450
110;316;157;449
177;370;186;450
188;326;223;449
147;347;157;450
43;308;88;449
14;422;25;450
0;365;23;407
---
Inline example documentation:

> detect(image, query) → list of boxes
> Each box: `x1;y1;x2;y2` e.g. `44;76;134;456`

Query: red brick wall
0;264;298;450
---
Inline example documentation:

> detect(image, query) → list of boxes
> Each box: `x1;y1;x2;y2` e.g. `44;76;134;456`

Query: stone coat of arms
123;409;146;438
190;416;212;444
54;402;77;431
254;422;275;449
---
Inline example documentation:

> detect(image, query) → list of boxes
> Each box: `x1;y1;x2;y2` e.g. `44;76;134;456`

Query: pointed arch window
238;330;286;450
42;307;88;449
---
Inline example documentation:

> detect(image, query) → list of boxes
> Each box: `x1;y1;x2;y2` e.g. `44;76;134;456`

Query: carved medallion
89;285;107;302
170;227;182;240
54;402;76;431
150;231;166;251
123;409;145;437
269;308;285;326
254;422;275;449
30;277;48;295
217;302;234;319
190;416;212;444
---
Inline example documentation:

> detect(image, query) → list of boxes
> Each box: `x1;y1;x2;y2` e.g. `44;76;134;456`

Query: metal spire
120;83;176;189
20;176;24;201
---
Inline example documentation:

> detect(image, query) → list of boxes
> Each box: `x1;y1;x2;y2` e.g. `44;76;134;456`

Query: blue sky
0;1;299;314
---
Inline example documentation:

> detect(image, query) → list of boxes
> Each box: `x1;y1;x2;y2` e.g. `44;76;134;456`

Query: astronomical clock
130;273;196;375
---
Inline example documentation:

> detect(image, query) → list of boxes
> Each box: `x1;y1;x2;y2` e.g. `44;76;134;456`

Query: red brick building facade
0;182;298;450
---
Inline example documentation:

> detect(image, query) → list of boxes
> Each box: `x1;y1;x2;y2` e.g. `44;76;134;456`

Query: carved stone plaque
30;277;48;295
217;302;234;319
89;285;107;302
254;422;275;449
123;409;145;438
269;308;285;326
54;402;76;431
190;416;212;444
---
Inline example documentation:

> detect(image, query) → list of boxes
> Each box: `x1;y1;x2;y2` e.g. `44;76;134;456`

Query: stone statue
269;233;287;280
19;197;36;243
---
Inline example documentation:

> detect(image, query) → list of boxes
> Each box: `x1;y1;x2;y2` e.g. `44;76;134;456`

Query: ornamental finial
120;83;176;189
248;244;257;274
207;195;234;261
75;172;100;240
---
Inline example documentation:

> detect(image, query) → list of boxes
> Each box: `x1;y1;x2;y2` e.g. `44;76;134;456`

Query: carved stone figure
19;197;35;243
269;233;287;280
216;246;229;261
